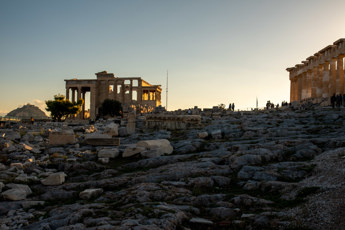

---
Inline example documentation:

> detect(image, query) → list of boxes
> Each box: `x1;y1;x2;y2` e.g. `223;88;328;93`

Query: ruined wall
287;38;345;103
65;71;162;119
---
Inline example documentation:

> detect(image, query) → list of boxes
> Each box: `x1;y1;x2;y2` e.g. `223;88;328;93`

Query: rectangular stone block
49;129;75;146
85;138;120;146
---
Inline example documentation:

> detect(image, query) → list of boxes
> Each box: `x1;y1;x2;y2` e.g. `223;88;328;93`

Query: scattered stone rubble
1;108;345;229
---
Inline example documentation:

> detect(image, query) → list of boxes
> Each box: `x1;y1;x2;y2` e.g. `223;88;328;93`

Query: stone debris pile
0;108;345;229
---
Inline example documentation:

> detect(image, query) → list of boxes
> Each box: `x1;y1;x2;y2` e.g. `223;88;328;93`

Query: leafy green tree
46;94;84;121
99;99;122;117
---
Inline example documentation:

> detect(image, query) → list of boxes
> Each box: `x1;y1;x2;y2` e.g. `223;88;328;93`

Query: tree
46;94;84;121
218;103;226;111
99;99;122;117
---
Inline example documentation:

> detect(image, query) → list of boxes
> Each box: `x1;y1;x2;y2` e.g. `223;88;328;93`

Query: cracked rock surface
1;108;345;229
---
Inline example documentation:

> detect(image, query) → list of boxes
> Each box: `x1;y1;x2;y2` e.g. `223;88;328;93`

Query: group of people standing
229;103;235;111
330;94;345;108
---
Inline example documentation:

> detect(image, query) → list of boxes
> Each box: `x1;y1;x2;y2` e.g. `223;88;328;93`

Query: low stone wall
145;114;201;130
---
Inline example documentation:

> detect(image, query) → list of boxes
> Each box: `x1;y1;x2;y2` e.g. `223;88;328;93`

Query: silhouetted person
231;103;235;111
336;94;342;108
331;94;336;108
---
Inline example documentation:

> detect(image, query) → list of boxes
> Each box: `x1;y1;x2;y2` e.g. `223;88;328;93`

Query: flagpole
166;70;168;111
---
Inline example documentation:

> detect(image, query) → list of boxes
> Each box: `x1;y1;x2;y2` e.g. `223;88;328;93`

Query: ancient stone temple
65;71;162;119
287;38;345;103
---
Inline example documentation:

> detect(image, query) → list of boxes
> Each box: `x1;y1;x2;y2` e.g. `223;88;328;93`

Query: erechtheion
65;71;162;119
287;38;345;103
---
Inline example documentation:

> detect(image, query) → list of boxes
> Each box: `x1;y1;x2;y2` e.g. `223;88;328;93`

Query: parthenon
65;71;162;119
287;38;345;103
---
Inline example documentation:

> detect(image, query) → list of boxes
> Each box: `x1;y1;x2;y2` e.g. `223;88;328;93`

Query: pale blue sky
1;0;345;115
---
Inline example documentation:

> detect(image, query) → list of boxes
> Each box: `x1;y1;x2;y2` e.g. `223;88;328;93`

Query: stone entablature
287;38;345;103
65;71;162;119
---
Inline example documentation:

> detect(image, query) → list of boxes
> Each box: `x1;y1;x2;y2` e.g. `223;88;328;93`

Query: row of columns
288;38;345;103
290;55;345;102
66;86;96;120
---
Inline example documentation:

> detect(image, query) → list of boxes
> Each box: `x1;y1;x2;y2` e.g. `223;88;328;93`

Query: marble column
330;59;337;95
294;79;298;101
290;78;294;102
317;65;323;98
90;86;96;120
322;62;330;98
66;87;70;101
301;73;308;100
72;89;76;103
311;67;318;98
307;70;312;98
337;55;344;95
82;90;86;119
297;75;302;101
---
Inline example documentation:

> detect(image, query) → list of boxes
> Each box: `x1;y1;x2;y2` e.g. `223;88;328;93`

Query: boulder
140;149;162;158
98;148;119;158
136;139;173;155
15;173;28;183
189;217;213;225
197;132;208;139
79;188;103;200
0;182;4;192
0;163;7;171
188;177;214;188
2;184;32;201
210;129;222;139
7;184;32;195
123;146;146;158
98;157;109;164
49;129;75;145
41;172;66;186
10;163;23;169
2;188;27;201
103;123;119;136
1;131;21;141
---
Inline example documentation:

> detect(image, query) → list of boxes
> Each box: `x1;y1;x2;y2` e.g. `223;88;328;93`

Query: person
30;117;34;125
188;109;191;115
229;103;232;110
331;94;336;108
231;103;235;111
266;101;270;110
336;94;342;108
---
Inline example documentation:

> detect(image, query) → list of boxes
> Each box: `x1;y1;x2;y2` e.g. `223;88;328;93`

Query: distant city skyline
1;0;345;116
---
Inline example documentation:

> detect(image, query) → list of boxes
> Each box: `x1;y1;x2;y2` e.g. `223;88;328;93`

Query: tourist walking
331;94;336;108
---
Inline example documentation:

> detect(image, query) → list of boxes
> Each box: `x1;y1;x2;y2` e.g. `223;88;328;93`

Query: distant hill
6;104;48;120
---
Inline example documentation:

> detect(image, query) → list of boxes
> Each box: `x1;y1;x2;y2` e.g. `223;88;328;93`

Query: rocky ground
1;107;345;230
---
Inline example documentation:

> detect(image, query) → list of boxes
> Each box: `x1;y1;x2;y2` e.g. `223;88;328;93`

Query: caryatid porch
65;71;162;120
287;38;345;103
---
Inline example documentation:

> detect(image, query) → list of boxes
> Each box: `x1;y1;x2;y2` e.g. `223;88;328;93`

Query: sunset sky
1;0;345;116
